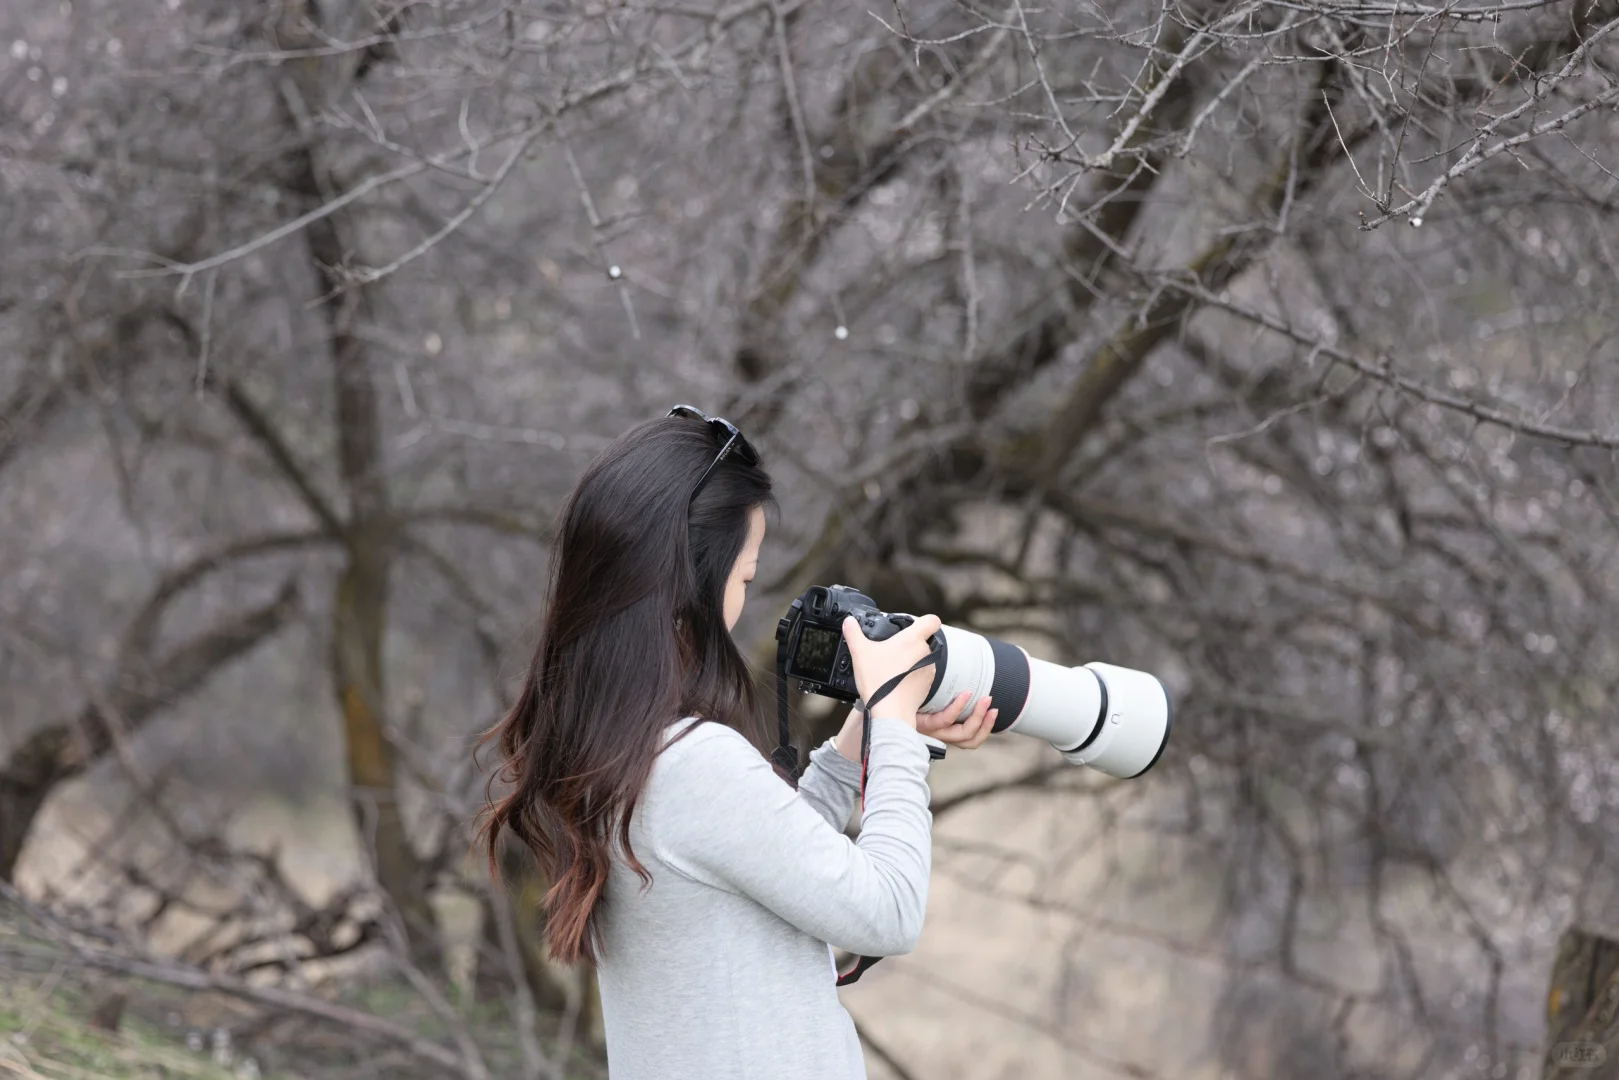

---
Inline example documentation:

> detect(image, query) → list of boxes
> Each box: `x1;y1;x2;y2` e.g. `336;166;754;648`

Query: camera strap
854;651;941;810
771;632;800;782
773;622;941;986
836;648;942;988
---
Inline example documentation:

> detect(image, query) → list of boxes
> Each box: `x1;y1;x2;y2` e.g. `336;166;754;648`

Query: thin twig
1361;13;1619;227
562;140;642;340
1173;280;1619;448
331;126;543;295
769;0;818;225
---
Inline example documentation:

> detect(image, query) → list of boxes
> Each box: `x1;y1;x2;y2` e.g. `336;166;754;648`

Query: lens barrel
919;626;1170;779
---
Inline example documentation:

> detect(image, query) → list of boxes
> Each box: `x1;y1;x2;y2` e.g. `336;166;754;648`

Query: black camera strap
837;648;941;988
771;631;800;781
853;651;941;807
774;616;941;987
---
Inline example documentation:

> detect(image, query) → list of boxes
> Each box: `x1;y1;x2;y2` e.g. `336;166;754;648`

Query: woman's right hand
840;614;944;726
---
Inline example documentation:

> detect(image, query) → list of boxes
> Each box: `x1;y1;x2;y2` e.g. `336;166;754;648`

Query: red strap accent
837;953;884;986
855;651;940;810
842;650;941;984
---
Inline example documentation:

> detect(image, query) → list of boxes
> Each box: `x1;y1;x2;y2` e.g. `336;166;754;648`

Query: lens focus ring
984;636;1030;732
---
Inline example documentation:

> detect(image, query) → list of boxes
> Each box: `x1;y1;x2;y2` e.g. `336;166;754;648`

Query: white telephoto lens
919;626;1170;778
1063;663;1171;778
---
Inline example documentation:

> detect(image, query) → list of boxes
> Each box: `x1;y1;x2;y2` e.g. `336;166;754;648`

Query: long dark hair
477;414;775;965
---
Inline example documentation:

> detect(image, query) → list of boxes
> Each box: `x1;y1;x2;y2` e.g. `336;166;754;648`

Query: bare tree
3;0;1617;1075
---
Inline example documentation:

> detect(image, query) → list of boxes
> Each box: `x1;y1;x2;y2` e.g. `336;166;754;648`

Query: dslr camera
776;584;1170;779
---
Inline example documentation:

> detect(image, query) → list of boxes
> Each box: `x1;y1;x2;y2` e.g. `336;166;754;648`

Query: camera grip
859;611;911;641
859;612;945;656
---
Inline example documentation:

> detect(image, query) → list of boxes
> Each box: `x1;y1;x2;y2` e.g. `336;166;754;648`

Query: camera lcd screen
792;625;841;682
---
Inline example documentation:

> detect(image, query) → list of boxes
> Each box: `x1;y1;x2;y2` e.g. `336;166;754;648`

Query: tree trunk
266;0;432;959
332;554;432;954
1542;926;1619;1079
0;783;52;883
318;231;432;958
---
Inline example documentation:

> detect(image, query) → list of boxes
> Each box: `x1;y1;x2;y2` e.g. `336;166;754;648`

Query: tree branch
1;580;300;880
1171;281;1619;449
0;882;477;1077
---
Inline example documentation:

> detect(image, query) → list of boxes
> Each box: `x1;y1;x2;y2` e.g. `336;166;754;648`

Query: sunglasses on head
667;405;760;501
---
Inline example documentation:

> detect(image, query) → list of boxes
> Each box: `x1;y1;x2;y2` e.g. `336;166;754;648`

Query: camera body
776;585;941;702
776;583;1172;779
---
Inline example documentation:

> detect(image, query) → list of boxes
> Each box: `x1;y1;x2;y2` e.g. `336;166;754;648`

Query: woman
479;408;997;1079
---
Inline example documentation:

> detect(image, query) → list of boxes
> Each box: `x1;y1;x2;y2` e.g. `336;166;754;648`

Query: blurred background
2;0;1618;1077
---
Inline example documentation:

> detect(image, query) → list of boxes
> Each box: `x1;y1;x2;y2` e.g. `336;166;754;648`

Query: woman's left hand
914;692;996;749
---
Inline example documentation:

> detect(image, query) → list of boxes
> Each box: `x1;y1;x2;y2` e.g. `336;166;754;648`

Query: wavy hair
476;414;775;965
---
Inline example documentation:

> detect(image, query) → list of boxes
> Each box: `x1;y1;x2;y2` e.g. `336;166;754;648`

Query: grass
0;972;604;1080
0;979;240;1080
0;899;605;1080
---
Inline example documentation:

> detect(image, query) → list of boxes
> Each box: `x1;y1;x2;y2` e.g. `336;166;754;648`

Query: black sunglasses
667;404;760;501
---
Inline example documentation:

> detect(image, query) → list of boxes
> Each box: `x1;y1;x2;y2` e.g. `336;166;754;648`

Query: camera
776;584;1171;779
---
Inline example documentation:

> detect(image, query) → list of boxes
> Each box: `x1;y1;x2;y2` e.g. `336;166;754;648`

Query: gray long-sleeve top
595;716;933;1080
